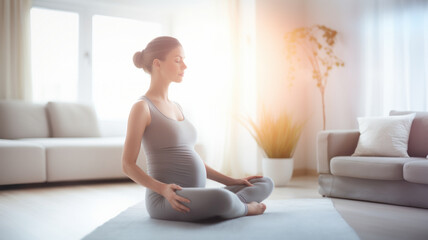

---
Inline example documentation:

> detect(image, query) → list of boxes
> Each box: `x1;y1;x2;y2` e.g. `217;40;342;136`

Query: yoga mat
83;198;359;240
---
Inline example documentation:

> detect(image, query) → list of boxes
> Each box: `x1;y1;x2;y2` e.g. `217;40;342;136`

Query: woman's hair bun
133;36;182;74
133;50;145;69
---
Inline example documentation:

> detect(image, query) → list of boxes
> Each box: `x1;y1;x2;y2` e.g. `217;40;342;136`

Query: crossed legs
145;177;274;222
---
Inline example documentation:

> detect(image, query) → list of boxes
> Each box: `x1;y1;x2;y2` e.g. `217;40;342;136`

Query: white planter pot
262;157;294;187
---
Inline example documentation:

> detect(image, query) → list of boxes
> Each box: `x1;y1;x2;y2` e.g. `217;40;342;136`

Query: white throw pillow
352;113;415;157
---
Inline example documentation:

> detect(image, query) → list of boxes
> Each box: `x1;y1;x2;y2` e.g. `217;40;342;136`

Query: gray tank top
140;96;207;188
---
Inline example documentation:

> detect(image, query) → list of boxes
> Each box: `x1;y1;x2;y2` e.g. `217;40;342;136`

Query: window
30;5;163;120
30;8;79;102
92;15;162;120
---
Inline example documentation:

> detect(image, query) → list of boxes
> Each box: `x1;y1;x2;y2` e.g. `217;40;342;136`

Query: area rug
82;198;359;240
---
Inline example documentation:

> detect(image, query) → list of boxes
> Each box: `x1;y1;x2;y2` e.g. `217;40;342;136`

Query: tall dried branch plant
284;25;344;130
240;107;304;159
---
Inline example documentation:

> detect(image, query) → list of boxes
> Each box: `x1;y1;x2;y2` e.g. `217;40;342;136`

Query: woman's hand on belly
160;183;191;213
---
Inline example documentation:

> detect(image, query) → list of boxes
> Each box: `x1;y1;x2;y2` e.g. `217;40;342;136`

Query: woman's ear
152;59;160;69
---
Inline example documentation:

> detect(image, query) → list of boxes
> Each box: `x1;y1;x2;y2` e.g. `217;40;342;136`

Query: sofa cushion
0;100;50;139
330;156;417;180
0;140;46;185
352;114;415;157
390;111;428;157
403;160;428;184
47;101;101;137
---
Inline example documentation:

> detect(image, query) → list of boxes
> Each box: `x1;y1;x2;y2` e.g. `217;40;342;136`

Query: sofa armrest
317;130;360;174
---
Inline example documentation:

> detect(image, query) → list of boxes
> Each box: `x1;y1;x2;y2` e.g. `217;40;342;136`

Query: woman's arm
204;162;263;186
204;162;236;186
122;101;163;192
122;101;190;213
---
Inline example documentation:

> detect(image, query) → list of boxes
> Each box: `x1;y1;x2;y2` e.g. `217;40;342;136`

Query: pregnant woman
122;36;274;222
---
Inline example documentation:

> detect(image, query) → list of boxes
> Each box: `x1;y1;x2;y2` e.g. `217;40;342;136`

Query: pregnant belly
146;148;207;188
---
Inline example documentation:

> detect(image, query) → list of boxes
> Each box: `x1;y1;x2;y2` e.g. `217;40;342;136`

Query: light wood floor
0;176;321;240
2;176;427;240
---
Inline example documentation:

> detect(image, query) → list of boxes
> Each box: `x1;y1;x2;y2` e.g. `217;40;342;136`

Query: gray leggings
145;177;274;222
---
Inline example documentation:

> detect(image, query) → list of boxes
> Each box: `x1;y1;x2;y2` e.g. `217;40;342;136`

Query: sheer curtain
220;0;259;177
0;0;32;100
171;0;259;177
361;0;428;116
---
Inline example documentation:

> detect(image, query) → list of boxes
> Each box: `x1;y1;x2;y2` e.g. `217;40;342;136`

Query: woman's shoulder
135;97;150;109
125;100;151;134
130;99;151;120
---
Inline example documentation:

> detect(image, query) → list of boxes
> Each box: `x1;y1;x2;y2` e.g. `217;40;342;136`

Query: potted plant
240;107;304;186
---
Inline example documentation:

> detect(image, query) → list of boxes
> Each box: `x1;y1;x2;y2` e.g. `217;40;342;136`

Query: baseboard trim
293;169;318;177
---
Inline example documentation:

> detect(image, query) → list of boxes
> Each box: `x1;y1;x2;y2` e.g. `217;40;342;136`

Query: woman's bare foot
246;202;266;216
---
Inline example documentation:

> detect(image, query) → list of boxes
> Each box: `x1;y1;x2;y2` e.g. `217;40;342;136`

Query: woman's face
158;46;187;83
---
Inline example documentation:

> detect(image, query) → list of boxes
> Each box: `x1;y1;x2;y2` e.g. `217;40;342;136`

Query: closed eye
175;55;185;63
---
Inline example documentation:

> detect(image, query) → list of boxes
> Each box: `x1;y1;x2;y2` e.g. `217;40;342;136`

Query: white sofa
0;100;146;185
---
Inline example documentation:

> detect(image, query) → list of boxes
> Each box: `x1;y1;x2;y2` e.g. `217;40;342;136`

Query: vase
262;157;294;187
